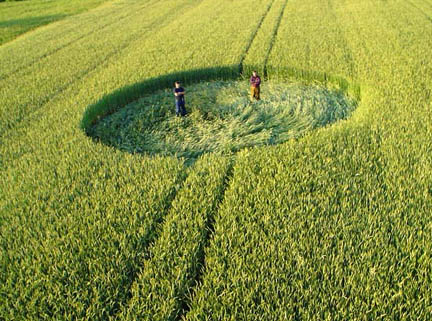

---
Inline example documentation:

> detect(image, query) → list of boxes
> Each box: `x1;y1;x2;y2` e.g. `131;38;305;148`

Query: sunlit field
0;0;111;45
1;0;431;320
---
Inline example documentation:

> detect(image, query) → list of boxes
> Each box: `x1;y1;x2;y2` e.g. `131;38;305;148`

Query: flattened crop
87;78;358;161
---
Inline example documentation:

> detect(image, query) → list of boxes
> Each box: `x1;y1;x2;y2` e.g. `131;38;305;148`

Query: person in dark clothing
250;71;261;101
174;81;187;117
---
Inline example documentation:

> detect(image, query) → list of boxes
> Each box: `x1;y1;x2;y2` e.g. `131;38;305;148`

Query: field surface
0;0;112;45
1;0;432;320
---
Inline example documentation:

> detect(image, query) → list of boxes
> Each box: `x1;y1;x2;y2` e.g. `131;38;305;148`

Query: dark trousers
175;100;186;116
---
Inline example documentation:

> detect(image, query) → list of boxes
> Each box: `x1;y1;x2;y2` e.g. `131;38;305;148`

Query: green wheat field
1;0;431;320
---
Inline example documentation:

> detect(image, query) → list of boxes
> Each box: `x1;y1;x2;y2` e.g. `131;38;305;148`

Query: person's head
252;71;257;77
175;81;181;88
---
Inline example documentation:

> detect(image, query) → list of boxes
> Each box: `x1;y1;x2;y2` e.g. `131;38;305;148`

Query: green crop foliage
242;0;288;76
0;0;276;319
119;153;231;321
0;0;112;45
1;0;432;320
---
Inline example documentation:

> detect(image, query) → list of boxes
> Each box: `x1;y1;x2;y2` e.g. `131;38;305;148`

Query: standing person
250;71;261;101
174;81;187;117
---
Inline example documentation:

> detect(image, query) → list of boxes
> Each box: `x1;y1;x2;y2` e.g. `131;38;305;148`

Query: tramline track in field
114;155;235;321
406;0;432;23
326;0;358;80
239;0;276;75
0;0;204;138
262;0;288;77
173;158;235;321
0;0;159;81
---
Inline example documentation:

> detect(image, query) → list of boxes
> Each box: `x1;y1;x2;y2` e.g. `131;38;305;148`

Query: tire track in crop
0;0;136;78
110;156;234;321
262;0;289;77
103;165;191;321
0;0;158;81
406;0;432;23
239;0;276;75
0;0;204;139
0;155;190;321
173;158;236;321
327;0;358;80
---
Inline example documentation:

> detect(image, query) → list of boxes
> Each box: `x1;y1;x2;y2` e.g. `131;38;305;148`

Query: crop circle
88;79;357;160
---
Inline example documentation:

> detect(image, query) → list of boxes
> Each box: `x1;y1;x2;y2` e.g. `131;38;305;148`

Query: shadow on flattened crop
82;65;361;163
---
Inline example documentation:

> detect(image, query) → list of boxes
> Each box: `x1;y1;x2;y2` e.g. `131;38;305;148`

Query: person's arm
256;77;261;86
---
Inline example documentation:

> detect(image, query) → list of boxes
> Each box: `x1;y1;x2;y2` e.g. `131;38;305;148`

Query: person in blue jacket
174;81;187;117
